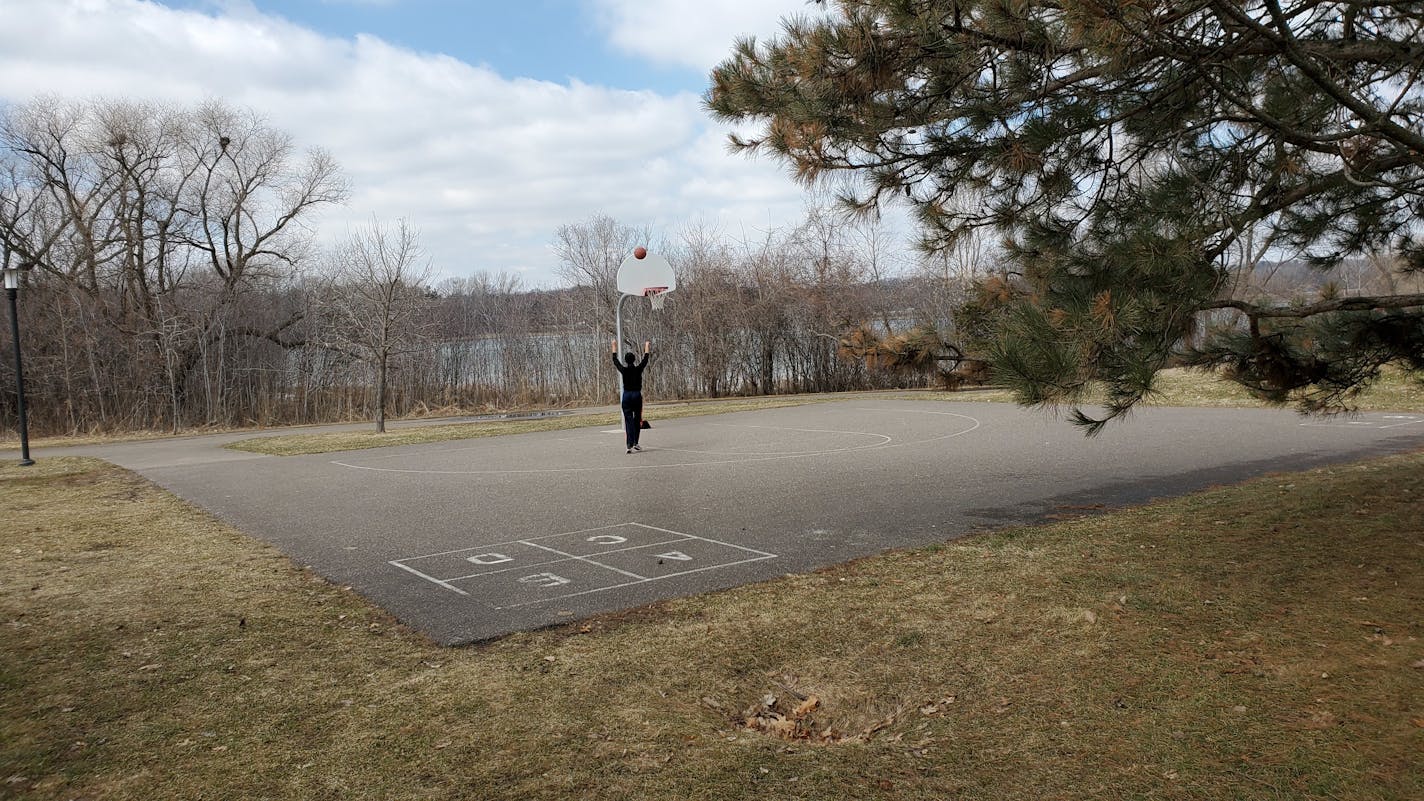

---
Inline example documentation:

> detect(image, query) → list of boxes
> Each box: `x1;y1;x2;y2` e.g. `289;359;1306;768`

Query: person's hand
644;341;651;354
611;340;617;353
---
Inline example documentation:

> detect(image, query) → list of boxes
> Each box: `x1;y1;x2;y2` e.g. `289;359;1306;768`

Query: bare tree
552;214;651;342
1;98;955;435
0;96;346;431
317;219;434;432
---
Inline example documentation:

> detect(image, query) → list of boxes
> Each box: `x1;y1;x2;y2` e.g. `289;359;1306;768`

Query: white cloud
0;0;869;286
590;0;833;73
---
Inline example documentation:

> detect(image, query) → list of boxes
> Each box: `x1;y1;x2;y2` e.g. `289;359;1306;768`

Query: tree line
11;0;1424;445
0;98;981;436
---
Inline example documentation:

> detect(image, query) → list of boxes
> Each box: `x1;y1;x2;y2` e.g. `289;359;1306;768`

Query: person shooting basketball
611;340;651;453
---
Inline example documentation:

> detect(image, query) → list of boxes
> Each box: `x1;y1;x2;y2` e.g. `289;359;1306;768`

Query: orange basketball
634;247;647;259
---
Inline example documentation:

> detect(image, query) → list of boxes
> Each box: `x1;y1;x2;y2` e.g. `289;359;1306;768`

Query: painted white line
653;423;890;456
448;557;601;581
1380;418;1424;429
392;522;656;562
551;434;610;444
442;537;694;582
1298;415;1424;429
331;406;982;476
628;522;777;558
388;522;780;606
850;407;983;448
495;553;779;610
332;432;891;474
519;540;649;581
388;559;470;596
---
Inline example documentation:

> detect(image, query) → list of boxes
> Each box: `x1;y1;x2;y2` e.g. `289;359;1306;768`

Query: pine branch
1203;293;1424;319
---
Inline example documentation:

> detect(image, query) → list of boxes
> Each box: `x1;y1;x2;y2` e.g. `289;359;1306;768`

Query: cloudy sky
0;0;866;286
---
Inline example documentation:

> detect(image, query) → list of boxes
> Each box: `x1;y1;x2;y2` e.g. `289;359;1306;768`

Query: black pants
621;390;643;447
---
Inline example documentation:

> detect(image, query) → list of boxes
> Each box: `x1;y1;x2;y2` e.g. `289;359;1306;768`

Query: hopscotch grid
392;521;656;563
626;522;777;558
494;553;778;609
443;536;693;582
390;522;780;600
519;540;648;581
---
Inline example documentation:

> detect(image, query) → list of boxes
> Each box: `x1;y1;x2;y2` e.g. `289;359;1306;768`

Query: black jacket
612;353;649;391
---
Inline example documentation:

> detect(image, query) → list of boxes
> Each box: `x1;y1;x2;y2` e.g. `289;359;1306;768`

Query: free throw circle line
328;408;981;476
848;407;983;450
654;422;891;456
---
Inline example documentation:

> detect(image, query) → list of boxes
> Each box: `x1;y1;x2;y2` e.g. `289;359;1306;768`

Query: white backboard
615;252;676;297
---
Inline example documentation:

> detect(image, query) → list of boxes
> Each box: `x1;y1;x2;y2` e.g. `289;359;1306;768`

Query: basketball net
644;286;669;311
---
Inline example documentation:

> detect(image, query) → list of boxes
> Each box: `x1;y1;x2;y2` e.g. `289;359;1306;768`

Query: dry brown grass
8;368;1416;458
1145;366;1424;410
3;452;1421;800
920;367;1424;412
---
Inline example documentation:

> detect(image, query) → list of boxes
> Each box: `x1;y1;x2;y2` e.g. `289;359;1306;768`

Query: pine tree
707;0;1424;431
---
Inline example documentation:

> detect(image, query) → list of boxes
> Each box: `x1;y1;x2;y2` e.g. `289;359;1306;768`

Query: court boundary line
389;560;470;597
1299;413;1424;429
332;405;982;476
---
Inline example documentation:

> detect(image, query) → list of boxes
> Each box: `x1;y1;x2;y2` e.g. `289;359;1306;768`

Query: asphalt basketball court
77;399;1424;645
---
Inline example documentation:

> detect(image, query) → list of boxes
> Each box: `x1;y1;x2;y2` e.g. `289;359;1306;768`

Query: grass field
3;452;1420;800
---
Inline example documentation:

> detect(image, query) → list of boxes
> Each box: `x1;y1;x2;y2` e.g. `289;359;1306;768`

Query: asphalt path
57;399;1424;645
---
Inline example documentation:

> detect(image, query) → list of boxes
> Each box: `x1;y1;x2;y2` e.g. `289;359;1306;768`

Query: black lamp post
5;264;34;466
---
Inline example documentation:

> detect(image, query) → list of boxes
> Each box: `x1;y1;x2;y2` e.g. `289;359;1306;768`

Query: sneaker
626;448;632;454
632;444;642;451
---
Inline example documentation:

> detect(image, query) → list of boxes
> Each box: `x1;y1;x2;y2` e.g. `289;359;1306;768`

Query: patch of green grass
3;454;1420;799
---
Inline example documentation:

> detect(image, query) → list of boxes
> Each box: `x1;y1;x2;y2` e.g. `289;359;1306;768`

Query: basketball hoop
643;286;669;311
616;253;675;362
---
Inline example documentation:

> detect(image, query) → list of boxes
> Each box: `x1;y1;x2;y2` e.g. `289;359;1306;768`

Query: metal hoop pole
614;293;629;391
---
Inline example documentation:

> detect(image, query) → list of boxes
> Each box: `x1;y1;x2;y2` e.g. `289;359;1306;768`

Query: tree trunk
376;352;388;433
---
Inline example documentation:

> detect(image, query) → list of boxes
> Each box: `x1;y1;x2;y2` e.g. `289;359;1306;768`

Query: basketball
634;247;647;259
